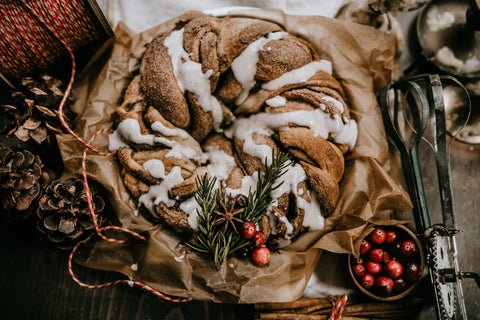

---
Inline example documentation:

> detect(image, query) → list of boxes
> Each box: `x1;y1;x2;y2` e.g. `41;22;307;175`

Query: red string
329;295;348;320
16;0;191;303
68;243;191;303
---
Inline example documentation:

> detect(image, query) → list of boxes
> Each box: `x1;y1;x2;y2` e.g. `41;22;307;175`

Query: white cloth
106;0;347;33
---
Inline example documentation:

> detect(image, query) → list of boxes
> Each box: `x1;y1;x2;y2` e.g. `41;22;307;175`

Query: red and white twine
329;294;348;320
0;0;101;83
4;0;191;303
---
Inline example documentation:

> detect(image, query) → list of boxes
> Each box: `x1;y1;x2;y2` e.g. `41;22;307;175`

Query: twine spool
0;0;110;85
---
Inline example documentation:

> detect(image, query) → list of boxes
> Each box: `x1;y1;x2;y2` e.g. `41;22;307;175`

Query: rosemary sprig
242;151;291;223
185;174;219;254
186;151;291;267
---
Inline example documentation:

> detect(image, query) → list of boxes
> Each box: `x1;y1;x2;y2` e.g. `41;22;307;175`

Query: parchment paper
56;9;412;303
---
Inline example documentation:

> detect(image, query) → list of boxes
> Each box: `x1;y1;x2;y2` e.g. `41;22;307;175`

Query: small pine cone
36;178;107;250
0;145;53;220
0;74;75;144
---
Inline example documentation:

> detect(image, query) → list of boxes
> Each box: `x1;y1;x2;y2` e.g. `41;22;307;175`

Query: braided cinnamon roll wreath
109;16;358;248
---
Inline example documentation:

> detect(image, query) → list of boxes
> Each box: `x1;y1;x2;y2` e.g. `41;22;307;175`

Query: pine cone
0;74;75;144
0;145;53;220
36;178;107;250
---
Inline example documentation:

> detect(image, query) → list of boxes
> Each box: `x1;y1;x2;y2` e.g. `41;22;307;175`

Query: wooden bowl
347;224;425;301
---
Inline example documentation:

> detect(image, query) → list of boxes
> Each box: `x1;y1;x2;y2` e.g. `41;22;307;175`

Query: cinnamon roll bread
109;15;358;248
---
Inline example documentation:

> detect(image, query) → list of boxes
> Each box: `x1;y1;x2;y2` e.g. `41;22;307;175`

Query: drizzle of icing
203;146;237;181
163;29;224;130
179;196;200;230
269;163;324;236
113;118;157;146
143;159;166;179
262;60;332;91
151;121;190;139
226;109;357;165
298;190;324;230
108;129;129;151
109;118;200;159
231;32;288;105
321;96;344;113
138;166;184;213
265;95;286;107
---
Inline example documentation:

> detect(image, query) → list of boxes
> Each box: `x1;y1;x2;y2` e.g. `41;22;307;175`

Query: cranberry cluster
350;226;422;297
239;221;270;266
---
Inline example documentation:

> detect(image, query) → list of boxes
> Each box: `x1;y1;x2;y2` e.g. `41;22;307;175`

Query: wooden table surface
0;6;479;320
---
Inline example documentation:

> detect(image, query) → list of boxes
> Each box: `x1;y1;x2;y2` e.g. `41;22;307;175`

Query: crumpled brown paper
56;9;412;303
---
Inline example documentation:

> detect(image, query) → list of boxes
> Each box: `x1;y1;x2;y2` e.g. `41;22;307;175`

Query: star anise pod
211;196;244;234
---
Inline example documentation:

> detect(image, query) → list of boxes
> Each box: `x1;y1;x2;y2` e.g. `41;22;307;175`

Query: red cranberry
385;230;397;244
385;260;403;279
252;231;265;247
401;240;417;257
368;249;384;263
352;263;366;278
242;221;256;239
405;262;421;281
375;276;394;295
394;277;408;292
382;251;390;264
366;261;382;274
369;228;386;245
251;246;270;266
360;240;372;255
361;273;375;288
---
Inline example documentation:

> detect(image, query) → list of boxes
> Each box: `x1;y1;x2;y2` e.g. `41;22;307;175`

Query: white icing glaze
265;95;286;107
224;173;259;198
113;118;157;146
298;190;324;230
262;60;332;91
143;159;166;179
203;146;237;181
226;109;357;166
179;196;200;231
151;121;190;139
137;143;236;226
321;96;344;113
139;166;184;213
163;29;224;130
166;143;199;159
108;129;129;151
231;31;288;105
271;163;324;234
270;163;306;200
279;216;293;237
110;118;201;159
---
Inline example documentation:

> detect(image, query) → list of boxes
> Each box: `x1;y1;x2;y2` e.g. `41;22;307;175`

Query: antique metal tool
378;74;479;320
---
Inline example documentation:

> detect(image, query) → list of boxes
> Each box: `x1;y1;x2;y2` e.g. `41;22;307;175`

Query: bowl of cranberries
348;224;424;301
